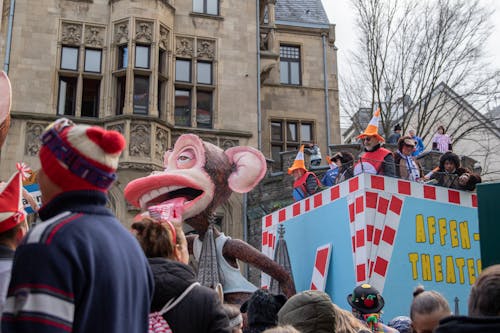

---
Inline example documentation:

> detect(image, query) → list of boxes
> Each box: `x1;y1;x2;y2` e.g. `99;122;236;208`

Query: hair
131;217;181;259
262;325;301;333
397;135;415;151
437;125;446;133
0;222;24;243
332;302;368;333
408;129;416;136
332;151;354;166
223;304;243;331
468;264;500;316
410;286;450;320
438;151;460;171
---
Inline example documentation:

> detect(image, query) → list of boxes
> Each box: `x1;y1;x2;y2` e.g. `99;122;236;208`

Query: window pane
287;122;297;142
280;61;289;84
158;80;165;118
197;62;212;84
57;77;77;116
61;47;78;71
175;90;191;126
301;123;312;142
133;76;149;115
196;91;212;128
135;45;150;69
158;49;167;75
116;76;126;115
290;62;300;85
207;0;218;14
193;0;203;12
81;79;100;118
175;59;191;82
271;121;282;141
118;45;128;69
84;49;101;73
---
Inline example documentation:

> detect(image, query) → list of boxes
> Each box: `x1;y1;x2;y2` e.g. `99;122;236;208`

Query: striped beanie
39;118;125;192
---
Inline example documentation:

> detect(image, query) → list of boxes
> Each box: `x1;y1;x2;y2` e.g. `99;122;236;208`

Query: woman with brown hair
332;151;355;185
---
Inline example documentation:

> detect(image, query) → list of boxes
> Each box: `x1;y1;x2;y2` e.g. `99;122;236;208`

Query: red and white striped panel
353;194;367;284
347;194;356;267
260;226;277;288
369;194;404;293
368;193;391;278
310;243;332;291
365;191;379;270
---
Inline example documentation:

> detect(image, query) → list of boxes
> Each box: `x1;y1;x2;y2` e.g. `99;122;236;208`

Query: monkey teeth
139;185;184;208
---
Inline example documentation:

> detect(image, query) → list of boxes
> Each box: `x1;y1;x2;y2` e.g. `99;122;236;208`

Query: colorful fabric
148;313;173;333
411;135;425;156
432;133;452;152
0;163;29;232
292;172;321;201
321;167;338;187
354;148;392;176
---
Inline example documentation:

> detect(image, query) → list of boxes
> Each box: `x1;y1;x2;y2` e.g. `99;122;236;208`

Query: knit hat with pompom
39;118;125;192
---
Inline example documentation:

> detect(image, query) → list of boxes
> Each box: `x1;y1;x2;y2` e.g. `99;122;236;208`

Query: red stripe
316;248;329;275
349;203;355;222
330;185;340;201
46;214;82;245
397;180;411;195
367;225;374;242
377;197;389;214
356;229;365;247
356;264;366;282
265;215;273;227
351;236;356;252
382;226;396;245
13;284;74;299
305;198;311;211
374;257;389;277
349;177;359;192
311;282;317;290
389;196;403;215
355;196;364;214
423;185;436;200
366;192;378;208
10;316;72;332
448;190;460;204
313;193;323;208
472;194;477;208
293;203;301;216
374;229;382;245
262;231;268;246
278;209;286;222
268;233;272;246
371;175;385;190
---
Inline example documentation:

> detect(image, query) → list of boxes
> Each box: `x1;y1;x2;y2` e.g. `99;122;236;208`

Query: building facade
0;0;339;240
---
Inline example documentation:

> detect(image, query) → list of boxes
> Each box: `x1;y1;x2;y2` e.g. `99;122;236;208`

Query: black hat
347;284;385;314
394;124;402;131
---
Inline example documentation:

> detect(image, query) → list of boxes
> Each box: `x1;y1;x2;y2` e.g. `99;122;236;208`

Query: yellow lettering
422;254;432;281
439;218;447;245
446;256;456;283
428;217;436;245
477;259;482;275
434;255;443;282
416;215;426;243
460;221;471;249
467;259;476;285
409;253;419;280
456;258;466;284
450;220;459;248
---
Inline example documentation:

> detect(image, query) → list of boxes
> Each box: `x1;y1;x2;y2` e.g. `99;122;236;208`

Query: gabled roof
275;0;330;25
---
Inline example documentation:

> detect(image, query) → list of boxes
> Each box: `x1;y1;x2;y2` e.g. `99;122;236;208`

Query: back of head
410;286;450;320
223;304;243;332
278;290;335;333
131;218;177;259
262;325;300;333
468;264;500;316
240;289;287;329
332;302;367;333
388;316;412;333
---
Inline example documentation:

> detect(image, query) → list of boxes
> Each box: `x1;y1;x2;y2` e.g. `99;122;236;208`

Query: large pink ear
0;71;12;149
225;146;267;193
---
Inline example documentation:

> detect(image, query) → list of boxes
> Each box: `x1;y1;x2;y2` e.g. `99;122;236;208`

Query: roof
275;0;330;25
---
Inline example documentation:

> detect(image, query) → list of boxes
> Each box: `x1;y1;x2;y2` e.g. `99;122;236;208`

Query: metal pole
322;33;331;149
3;0;16;74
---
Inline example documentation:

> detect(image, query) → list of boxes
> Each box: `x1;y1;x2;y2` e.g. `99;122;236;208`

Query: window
158;49;167;75
175;89;191;126
133;75;149;114
193;0;218;15
84;49;102;73
197;61;212;85
175;59;191;82
61;47;79;71
118;45;128;69
196;91;212;128
280;45;301;85
135;45;150;69
81;79;100;117
270;119;314;169
57;76;77;116
116;76;126;115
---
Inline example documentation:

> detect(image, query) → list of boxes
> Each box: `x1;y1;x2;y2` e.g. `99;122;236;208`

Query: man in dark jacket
2;118;153;333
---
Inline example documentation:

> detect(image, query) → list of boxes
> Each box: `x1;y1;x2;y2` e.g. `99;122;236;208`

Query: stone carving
61;23;82;45
155;127;169;160
175;37;194;58
25;122;47;156
199;136;217;146
85;26;105;47
129;123;151;158
107;123;124;135
120;162;163;172
135;21;153;43
197;39;215;60
159;26;169;50
221;139;239;150
114;22;129;44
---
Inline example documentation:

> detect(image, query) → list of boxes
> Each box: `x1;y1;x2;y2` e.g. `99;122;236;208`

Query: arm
382;153;396;177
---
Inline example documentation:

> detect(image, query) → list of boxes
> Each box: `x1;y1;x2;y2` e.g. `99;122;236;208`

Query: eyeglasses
363;137;373;142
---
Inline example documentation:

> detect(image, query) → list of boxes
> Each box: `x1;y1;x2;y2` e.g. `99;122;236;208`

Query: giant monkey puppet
125;134;296;304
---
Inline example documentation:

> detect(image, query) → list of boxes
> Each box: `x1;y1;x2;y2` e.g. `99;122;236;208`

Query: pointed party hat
0;163;30;233
356;108;385;142
287;145;307;175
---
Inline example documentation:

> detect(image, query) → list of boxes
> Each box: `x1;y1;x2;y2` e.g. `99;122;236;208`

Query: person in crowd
262;325;301;333
387;316;412;333
224;304;244;333
387;124;402;144
332;151;355;185
393;136;423;182
354;109;396;177
429;151;469;189
347;284;398;332
332;303;371;333
321;156;339;187
132;217;230;333
288;145;321;201
432;125;452;152
305;143;322;166
0;165;31;314
410;286;451;333
240;289;287;333
2;118;154;333
435;265;500;332
408;129;425;156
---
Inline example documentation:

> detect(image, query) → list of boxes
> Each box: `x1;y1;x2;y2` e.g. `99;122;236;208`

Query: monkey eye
176;149;196;168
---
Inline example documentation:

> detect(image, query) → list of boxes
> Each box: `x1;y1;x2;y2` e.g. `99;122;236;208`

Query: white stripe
4;293;74;323
26;212;72;243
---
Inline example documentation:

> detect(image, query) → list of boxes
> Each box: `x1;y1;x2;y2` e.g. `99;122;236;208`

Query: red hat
39;118;126;192
0;163;30;233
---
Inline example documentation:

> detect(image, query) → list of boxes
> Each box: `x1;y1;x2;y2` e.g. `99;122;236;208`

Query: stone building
0;0;339;246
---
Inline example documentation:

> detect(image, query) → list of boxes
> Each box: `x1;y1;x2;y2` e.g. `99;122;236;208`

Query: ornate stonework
129;123;151;157
85;26;105;47
107;123;125;134
197;39;215;60
199;136;217;146
25;122;47;156
155;127;169;161
61;23;82;45
135;21;153;43
222;139;239;150
159;26;169;50
175;37;194;58
114;22;129;44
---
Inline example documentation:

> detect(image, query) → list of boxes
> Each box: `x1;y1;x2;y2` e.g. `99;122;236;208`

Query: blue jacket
2;191;154;333
321;168;339;187
412;135;425;156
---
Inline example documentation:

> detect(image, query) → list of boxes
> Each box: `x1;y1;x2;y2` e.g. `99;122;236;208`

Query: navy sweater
2;191;154;333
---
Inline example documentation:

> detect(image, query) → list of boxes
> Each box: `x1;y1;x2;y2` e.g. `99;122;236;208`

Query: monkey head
124;134;266;231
